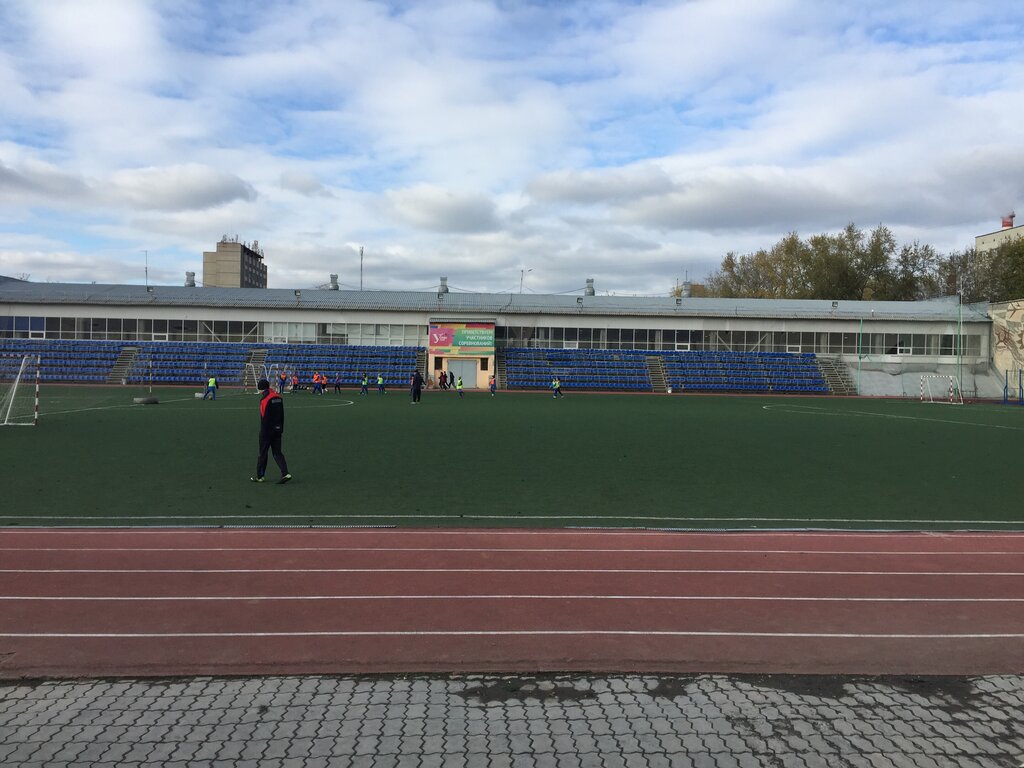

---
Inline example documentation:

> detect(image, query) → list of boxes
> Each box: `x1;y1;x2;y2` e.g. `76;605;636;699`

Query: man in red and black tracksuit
252;379;292;484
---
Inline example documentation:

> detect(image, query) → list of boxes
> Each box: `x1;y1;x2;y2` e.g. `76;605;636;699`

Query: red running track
1;528;1022;679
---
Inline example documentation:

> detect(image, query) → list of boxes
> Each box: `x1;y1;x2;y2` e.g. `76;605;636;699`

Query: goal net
920;374;963;405
242;363;278;393
0;354;40;426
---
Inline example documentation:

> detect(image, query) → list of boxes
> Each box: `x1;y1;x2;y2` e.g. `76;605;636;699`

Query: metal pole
519;268;532;294
957;286;963;397
359;247;363;291
33;354;40;426
2;356;23;423
857;317;862;394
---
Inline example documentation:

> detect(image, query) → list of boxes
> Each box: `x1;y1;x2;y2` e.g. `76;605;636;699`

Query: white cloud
387;184;500;233
0;159;255;212
106;164;256;211
0;158;90;201
528;167;674;205
19;0;166;85
0;249;158;285
279;170;334;198
0;1;1022;294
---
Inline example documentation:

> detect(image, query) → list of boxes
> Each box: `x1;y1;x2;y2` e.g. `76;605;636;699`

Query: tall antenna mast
359;246;364;291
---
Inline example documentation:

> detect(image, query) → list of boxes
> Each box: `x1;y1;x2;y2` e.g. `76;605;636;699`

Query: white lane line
2;568;1022;576
2;630;1022;639
2;513;1023;524
2;547;1020;555
2;595;1022;602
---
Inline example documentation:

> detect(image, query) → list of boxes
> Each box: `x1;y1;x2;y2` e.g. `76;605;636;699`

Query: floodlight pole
857;317;863;394
520;268;532;294
957;281;963;397
143;250;148;287
359;247;364;291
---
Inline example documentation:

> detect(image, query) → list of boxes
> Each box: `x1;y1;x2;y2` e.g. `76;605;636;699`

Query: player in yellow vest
202;374;218;400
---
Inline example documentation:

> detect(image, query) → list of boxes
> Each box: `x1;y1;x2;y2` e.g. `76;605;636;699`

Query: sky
0;0;1022;295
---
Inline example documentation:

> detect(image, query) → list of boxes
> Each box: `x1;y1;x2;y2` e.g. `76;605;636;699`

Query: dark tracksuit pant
257;430;288;478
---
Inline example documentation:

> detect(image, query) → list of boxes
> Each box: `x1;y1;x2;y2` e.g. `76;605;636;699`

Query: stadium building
2;271;1017;401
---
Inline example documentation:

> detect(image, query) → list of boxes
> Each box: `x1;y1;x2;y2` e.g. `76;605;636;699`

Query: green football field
3;385;1023;530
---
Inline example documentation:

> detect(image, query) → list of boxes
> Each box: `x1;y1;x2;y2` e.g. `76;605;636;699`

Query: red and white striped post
33;354;40;426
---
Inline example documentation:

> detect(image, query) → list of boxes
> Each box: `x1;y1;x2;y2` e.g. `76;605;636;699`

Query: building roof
975;223;1023;239
0;279;991;322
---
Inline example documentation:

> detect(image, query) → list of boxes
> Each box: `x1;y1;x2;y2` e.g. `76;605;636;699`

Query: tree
705;223;915;301
878;242;941;301
805;230;863;299
857;225;897;300
934;237;1024;304
937;247;986;303
996;238;1024;301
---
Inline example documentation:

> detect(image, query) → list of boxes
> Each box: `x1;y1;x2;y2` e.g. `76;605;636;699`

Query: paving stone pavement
1;674;1022;767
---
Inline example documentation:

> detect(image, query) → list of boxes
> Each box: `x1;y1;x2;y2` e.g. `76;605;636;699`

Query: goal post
242;363;262;393
0;354;41;426
242;362;279;393
920;374;963;405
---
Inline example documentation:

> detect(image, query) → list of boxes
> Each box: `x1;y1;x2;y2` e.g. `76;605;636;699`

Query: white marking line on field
42;393;227;416
1;546;1021;555
3;513;1024;525
3;568;1021;576
762;403;1024;431
43;397;355;417
2;595;1021;603
2;529;1021;539
41;395;197;416
2;630;1022;639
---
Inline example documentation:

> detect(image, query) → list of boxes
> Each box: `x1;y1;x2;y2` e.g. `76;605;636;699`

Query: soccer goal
0;354;41;426
242;363;278;393
920;374;963;405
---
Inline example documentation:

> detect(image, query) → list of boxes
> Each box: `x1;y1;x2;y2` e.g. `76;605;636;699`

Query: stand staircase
495;348;507;389
107;346;140;384
242;348;269;389
416;349;427;379
645;355;668;393
817;356;857;396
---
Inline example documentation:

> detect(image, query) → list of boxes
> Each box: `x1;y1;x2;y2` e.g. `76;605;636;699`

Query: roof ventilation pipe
184;271;196;287
1002;212;1016;229
439;277;449;294
329;274;339;290
585;278;595;296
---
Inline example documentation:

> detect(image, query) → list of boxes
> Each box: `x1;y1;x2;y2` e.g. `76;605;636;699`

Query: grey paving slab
0;674;1022;767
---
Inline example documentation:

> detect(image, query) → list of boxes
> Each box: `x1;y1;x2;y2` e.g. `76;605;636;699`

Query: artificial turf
3;384;1023;529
